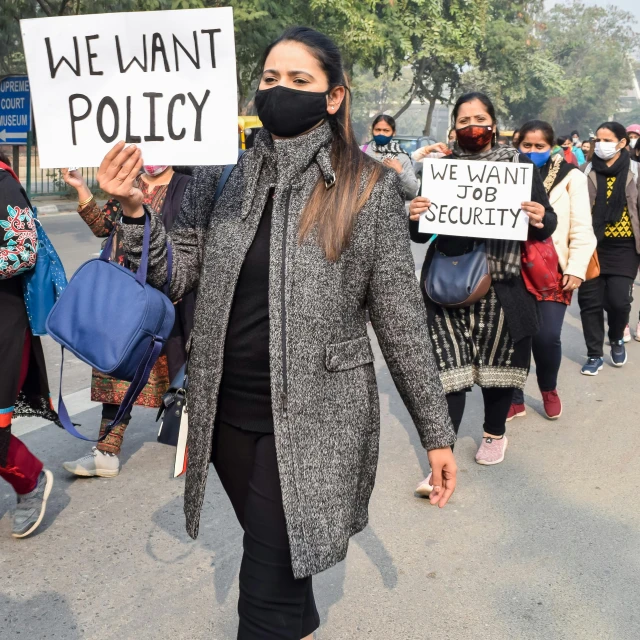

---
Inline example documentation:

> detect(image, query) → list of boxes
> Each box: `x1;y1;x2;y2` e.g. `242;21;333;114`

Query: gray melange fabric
363;145;420;199
122;122;455;579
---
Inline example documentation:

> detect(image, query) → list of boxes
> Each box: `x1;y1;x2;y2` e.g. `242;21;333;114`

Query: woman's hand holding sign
97;142;145;218
409;196;431;222
521;200;545;229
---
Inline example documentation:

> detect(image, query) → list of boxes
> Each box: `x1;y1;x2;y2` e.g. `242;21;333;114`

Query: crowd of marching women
1;23;639;640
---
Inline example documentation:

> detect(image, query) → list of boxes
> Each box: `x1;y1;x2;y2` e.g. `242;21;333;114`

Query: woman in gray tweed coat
97;27;456;640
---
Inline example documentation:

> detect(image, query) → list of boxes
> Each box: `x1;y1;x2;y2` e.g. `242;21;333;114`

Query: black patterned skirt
427;286;531;394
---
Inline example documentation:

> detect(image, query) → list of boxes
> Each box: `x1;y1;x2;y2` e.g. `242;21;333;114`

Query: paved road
2;212;640;639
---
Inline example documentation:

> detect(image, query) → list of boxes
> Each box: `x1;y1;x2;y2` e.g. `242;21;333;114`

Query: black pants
446;387;514;438
211;421;320;640
513;301;567;404
101;403;131;424
578;275;634;357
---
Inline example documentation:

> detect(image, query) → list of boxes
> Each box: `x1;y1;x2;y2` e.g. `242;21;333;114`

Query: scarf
370;139;409;157
451;144;523;281
540;153;576;195
591;150;630;242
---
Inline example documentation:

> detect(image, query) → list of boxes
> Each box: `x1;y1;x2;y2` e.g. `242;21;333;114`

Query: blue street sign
0;75;31;145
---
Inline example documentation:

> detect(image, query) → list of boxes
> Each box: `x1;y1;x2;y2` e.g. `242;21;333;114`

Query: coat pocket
325;336;374;372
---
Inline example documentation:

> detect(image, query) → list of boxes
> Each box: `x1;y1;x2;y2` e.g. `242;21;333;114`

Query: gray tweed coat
122;123;455;579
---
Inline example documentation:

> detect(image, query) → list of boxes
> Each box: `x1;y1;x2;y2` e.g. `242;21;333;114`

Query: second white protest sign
418;158;533;241
21;7;237;168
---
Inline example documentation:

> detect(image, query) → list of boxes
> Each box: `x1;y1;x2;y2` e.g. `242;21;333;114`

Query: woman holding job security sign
95;27;456;640
410;92;557;475
61;164;193;478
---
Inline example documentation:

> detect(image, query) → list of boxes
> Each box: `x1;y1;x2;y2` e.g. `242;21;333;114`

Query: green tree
537;1;638;135
376;0;488;136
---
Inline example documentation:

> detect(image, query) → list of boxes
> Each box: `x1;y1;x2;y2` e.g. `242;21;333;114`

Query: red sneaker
541;390;562;420
506;403;526;422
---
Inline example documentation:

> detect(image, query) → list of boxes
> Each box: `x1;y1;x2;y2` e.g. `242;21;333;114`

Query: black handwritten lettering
188;90;210;141
85;35;103;76
448;205;458;224
116;35;148;73
504;166;519;185
485;186;497;203
125;96;141;143
439;205;449;224
449;164;458;180
472;188;483;201
200;29;222;68
168;94;186;140
68;94;91;145
510;208;521;228
96;97;119;143
486;208;496;226
151;33;170;72
498;208;508;225
457;184;471;199
430;164;448;180
46;36;80;79
424;202;437;222
143;92;164;141
173;32;200;71
486;165;501;183
460;207;472;225
467;164;487;183
473;207;483;225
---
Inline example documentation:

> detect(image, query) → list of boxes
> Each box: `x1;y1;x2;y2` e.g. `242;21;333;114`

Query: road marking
13;387;99;437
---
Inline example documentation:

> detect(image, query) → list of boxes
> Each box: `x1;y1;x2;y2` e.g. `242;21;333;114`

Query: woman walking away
97;27;457;639
508;120;596;421
0;152;58;538
409;92;557;481
579;122;640;374
61;165;193;477
363;114;420;199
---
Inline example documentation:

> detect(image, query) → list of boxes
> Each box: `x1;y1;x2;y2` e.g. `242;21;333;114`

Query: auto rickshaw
238;116;263;150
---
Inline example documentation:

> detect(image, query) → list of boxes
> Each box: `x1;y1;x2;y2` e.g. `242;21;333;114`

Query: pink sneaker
475;436;508;465
415;473;433;497
624;325;631;343
635;320;640;342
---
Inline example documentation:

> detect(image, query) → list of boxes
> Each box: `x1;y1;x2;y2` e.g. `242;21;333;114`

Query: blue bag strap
99;210;151;287
56;338;162;441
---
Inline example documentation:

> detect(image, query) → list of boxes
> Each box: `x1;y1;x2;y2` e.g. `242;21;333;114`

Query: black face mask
255;85;329;138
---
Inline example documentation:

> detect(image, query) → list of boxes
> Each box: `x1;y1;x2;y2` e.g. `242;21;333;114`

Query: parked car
394;135;437;187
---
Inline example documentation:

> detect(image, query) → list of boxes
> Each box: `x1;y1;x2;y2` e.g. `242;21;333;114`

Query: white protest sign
20;8;238;168
418;158;533;241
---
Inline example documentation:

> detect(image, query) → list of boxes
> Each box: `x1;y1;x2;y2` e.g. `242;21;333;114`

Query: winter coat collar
239;123;336;220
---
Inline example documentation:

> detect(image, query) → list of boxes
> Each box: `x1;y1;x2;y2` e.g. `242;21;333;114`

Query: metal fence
25;140;99;198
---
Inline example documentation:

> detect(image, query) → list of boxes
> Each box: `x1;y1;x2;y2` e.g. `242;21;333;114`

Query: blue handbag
46;214;175;440
22;214;68;336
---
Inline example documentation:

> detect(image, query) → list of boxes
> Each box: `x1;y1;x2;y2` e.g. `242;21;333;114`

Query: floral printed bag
0;162;37;279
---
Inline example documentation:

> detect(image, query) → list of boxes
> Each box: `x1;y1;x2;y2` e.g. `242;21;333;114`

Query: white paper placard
418;158;533;241
21;8;238;168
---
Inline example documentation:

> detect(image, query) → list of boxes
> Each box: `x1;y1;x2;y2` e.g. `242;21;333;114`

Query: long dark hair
451;92;500;141
372;114;396;133
518;120;555;147
262;27;382;262
595;121;629;146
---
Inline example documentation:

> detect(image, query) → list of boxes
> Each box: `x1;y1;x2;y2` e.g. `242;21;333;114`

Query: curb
33;203;78;215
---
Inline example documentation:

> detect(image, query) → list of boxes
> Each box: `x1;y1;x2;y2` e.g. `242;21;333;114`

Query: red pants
0;329;43;494
0;435;42;494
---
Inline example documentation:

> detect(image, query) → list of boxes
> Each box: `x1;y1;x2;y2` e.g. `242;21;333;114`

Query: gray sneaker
63;447;120;477
13;469;54;539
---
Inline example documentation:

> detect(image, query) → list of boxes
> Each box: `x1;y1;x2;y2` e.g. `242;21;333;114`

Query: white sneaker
624;325;631;343
635;321;640;342
63;447;120;478
415;473;434;497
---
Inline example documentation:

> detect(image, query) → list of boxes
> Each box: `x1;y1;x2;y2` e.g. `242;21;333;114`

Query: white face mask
630;138;638;149
595;141;620;161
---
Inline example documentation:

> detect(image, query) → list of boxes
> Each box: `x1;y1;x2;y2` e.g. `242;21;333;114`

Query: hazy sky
549;0;640;23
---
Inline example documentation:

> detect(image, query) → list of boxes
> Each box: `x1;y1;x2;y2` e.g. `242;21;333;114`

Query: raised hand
97;141;144;218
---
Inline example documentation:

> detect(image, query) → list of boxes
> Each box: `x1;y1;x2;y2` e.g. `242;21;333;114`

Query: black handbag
425;242;492;309
156;363;187;447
